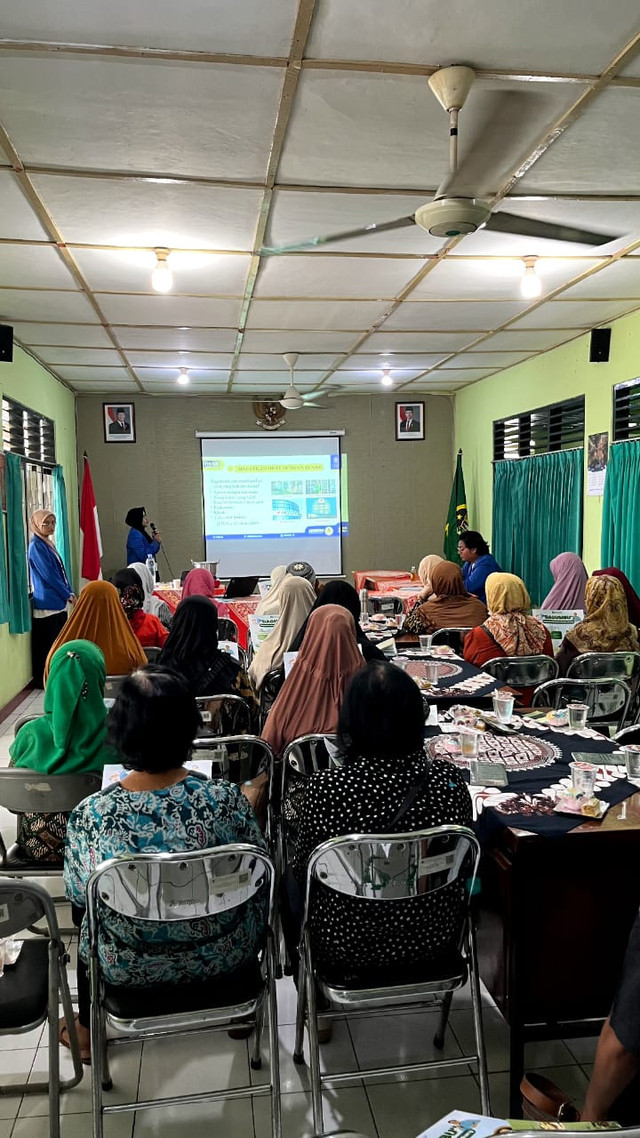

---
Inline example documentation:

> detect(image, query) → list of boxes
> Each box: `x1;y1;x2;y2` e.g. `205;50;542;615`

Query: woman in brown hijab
405;561;487;634
556;575;639;676
45;581;147;680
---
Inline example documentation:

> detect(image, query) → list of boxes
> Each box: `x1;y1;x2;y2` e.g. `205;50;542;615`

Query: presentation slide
199;434;347;577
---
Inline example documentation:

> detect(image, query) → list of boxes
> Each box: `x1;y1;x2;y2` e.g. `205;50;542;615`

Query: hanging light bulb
381;366;393;387
151;248;173;293
520;256;542;299
176;367;190;386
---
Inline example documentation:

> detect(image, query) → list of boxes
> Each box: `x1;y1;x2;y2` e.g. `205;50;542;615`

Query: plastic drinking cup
568;702;589;730
492;693;515;723
419;634;433;652
569;761;597;798
425;661;440;684
459;729;479;760
624;746;640;787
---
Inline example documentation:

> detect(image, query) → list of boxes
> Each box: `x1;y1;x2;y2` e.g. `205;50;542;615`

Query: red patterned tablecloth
154;586;182;613
227;597;261;650
353;570;413;592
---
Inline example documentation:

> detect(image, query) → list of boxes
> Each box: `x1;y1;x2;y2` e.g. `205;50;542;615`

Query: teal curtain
53;464;73;586
601;440;640;591
0;495;9;626
5;452;31;634
493;448;583;607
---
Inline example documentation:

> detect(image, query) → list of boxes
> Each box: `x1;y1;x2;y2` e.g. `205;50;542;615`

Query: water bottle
146;553;156;584
359;587;369;617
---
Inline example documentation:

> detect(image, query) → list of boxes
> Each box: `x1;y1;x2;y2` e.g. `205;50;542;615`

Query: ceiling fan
279;353;334;409
262;66;617;254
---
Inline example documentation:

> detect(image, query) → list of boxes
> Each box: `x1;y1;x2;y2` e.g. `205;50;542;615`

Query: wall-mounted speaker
589;327;611;363
0;324;13;363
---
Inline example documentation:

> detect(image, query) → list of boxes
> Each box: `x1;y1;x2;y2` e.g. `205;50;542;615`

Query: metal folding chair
532;676;631;733
143;646;161;663
293;826;489;1134
431;627;474;653
195;692;252;737
259;667;285;729
0;880;83;1138
190;733;277;842
279;734;341;870
13;713;41;735
568;651;640;723
104;675;126;700
218;616;239;642
483;654;559;687
615;724;640;746
86;845;281;1138
0;769;103;876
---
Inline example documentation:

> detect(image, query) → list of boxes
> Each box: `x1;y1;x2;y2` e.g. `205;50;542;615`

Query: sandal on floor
58;1015;91;1065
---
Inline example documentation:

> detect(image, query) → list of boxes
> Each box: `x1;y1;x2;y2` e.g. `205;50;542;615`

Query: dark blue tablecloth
397;650;503;705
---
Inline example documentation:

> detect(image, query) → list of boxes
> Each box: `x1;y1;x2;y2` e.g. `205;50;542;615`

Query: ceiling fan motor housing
414;197;491;237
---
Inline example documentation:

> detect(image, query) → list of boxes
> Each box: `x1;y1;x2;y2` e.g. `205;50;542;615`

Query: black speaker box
0;324;13;363
589;327;611;363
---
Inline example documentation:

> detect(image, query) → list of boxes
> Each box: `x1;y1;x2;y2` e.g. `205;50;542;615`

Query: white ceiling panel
54;365;135;383
233;372;325;386
0;290;96;322
338;359;442;375
440;350;532;368
236;353;340;371
411;257;602;300
346;339;478;362
72;382;138;392
143;383;230;393
36;347;123;366
71;250;250;295
254;254;418;298
12;322;112;347
515;299;639;329
2;0;297;54
306;0;640;73
0;55;283;179
95;295;241;330
241;330;356;352
126;351;234;368
365;330;486;352
134;367;229;383
383;301;530;331
413;368;500;385
0;245;77;289
32;176;263;252
279;71;584;190
554;259;640;299
245;298;389;330
266;190;442;254
481;329;584;351
112;328;234;352
0;173;49;239
518;89;640;193
333;369;423;383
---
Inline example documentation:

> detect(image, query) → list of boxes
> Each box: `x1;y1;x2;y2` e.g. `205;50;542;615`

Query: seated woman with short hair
61;666;266;1062
556;574;639;677
405;561;487;635
112;568;168;648
288;660;472;978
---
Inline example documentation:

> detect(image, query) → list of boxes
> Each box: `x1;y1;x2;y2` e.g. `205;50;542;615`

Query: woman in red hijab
593;567;640;629
181;568;230;618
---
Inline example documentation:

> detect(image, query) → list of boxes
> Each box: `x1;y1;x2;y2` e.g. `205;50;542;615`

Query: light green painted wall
0;346;77;708
453;308;640;575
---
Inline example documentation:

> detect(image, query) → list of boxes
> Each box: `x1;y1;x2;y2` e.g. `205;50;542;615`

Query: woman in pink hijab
540;552;588;612
181;568;230;618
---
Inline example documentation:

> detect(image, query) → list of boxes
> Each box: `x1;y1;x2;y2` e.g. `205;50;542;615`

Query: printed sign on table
248;612;279;651
533;608;583;648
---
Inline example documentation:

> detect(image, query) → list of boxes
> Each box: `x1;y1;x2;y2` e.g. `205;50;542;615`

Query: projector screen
198;432;346;577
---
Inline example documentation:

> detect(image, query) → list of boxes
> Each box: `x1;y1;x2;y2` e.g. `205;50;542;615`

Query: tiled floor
0;692;597;1138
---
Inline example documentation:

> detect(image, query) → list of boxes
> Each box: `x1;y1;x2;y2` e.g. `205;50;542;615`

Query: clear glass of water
419;634;433;652
390;656;409;671
492;693;515;723
425;661;440;684
568;702;589;730
459;729;479;760
569;761;597;798
624;746;640;787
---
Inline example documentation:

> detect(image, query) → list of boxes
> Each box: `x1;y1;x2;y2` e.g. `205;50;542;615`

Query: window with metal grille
493;397;585;460
613;378;640;442
2;396;56;465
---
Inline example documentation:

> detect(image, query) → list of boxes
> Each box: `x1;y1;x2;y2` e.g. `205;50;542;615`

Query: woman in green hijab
10;639;114;861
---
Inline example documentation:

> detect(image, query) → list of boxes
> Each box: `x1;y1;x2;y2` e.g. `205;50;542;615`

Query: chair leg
90;962;108;1138
266;939;283;1138
293;953;307;1065
251;996;264;1071
48;948;61;1138
433;989;454;1049
304;944;323;1136
58;958;84;1089
468;922;491;1115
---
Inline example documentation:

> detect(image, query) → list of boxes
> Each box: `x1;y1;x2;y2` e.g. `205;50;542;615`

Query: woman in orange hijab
45;581;147;680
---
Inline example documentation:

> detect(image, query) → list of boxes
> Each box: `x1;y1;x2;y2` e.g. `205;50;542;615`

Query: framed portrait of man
396;401;425;441
103;402;136;443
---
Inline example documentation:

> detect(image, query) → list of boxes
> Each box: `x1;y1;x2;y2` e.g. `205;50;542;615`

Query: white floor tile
564;1035;599;1064
450;1007;575;1075
12;1113;133;1137
254;1084;377;1138
133;1097;255;1137
0;1025;43;1052
0;1092;23;1123
367;1072;481;1138
276;974;299;1026
138;1029;250;1100
251;1018;357;1094
19;1043;141;1118
0;1122;14;1138
349;1010;468;1084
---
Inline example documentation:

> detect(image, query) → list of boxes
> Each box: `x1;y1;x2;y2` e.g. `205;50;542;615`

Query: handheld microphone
150;522;157;536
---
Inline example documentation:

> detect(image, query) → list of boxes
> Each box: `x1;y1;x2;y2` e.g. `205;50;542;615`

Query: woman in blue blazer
28;510;76;687
125;506;161;567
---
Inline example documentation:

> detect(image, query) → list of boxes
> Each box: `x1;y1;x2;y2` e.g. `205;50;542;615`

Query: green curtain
492;448;583;607
5;452;31;634
53;464;73;586
601;440;640;591
0;477;9;626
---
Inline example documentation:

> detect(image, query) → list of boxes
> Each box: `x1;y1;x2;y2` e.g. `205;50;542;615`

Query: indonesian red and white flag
79;456;102;584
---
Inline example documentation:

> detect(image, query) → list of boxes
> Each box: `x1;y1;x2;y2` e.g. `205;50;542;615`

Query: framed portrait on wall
395;401;425;441
103;402;136;443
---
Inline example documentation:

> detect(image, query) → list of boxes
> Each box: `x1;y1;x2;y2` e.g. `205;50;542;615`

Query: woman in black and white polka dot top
292;660;472;981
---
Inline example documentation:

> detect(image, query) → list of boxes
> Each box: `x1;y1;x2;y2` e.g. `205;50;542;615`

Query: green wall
1;346;77;708
454;308;640;575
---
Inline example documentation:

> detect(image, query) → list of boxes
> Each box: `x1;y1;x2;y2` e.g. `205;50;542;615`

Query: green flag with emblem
443;450;469;563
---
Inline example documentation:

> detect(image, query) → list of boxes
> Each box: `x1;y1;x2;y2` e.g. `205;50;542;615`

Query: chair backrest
369;595;404;616
13;713;40;737
568;651;640;683
0;879;59;940
305;824;479;908
483;654;559;686
431;627;473;653
282;734;341;779
259;667;285;726
104;675;126;699
614;724;640;746
195;693;251;737
86;846;274;947
532;677;631;729
191;734;274;786
0;769;102;815
218;617;239;643
144;646;161;663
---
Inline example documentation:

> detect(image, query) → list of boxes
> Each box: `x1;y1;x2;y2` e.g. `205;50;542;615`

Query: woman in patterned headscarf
464;573;553;704
112;569;168;649
556;575;639;676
